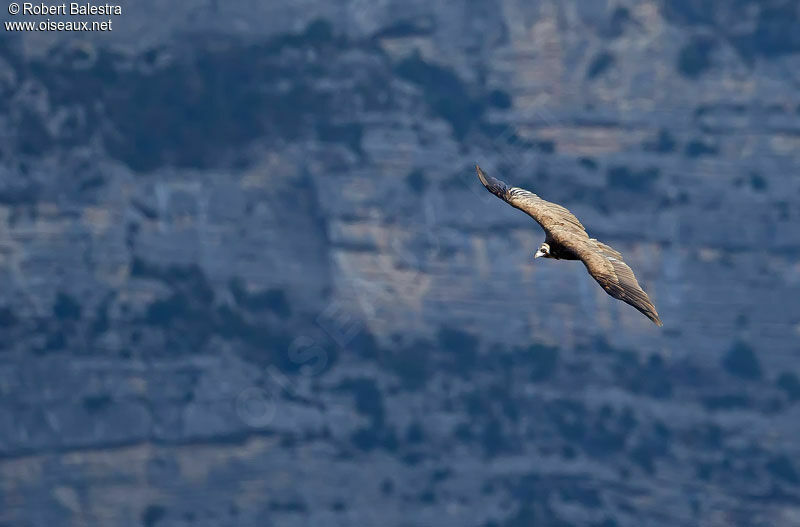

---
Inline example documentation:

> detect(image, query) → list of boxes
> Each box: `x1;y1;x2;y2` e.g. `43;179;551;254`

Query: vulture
476;165;662;326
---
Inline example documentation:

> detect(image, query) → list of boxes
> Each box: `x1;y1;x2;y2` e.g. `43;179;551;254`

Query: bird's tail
475;165;511;200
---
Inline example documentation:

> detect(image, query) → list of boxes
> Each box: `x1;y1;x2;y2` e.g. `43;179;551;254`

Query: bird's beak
534;251;543;259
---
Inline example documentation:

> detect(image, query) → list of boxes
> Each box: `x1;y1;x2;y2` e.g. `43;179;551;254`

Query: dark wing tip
475;164;488;186
615;289;662;327
475;165;509;199
633;294;663;327
631;289;662;327
624;290;662;327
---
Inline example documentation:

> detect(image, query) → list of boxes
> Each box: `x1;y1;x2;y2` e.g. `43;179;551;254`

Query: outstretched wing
476;164;662;326
476;165;588;240
576;239;663;326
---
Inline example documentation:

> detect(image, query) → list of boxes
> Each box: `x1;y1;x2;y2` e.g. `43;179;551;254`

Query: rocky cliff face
1;1;800;526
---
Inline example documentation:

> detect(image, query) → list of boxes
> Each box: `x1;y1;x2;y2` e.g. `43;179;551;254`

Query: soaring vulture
476;165;662;326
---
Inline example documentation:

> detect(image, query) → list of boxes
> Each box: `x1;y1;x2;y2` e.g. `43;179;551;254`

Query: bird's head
534;243;551;259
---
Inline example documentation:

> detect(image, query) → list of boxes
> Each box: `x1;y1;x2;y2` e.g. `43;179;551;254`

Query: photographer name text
17;2;121;15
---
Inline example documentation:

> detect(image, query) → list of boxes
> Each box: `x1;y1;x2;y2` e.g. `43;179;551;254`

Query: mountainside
1;1;800;526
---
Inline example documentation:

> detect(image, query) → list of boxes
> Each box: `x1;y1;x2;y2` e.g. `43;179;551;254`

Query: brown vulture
476;165;662;326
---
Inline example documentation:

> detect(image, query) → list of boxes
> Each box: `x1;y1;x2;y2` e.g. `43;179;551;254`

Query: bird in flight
476;165;662;326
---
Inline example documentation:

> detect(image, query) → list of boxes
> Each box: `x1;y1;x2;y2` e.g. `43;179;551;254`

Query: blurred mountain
1;1;800;526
